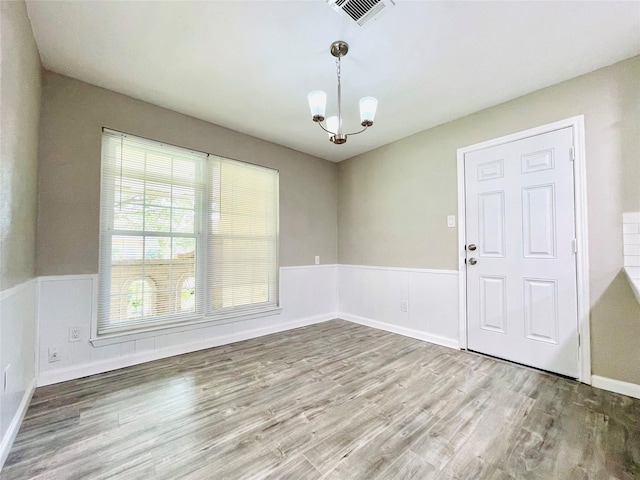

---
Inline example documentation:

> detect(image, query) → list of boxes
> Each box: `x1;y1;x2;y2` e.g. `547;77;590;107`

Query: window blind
208;157;279;314
98;129;279;336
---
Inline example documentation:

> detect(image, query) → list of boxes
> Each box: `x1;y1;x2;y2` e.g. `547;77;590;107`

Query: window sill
90;307;282;347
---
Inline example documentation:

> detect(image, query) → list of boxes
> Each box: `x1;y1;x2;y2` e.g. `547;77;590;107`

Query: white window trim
96;129;280;342
90;305;282;347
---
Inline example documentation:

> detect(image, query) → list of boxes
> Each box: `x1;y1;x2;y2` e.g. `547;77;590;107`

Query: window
126;278;156;318
208;157;279;312
179;276;196;312
98;130;279;336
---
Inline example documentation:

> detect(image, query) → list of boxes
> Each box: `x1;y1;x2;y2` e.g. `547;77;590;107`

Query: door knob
468;258;478;265
468;244;477;251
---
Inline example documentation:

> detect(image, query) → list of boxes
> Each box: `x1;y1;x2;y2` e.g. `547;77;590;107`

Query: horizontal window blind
208;157;279;314
98;130;207;334
98;130;280;336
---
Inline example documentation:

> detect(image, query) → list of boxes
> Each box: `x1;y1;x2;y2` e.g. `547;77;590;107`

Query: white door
465;127;579;377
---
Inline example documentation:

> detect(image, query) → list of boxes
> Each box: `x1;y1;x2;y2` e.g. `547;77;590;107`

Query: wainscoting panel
37;266;338;386
338;265;459;349
0;279;37;468
5;263;640;472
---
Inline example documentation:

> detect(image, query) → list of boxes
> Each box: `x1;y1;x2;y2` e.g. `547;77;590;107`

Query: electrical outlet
315;255;320;265
401;299;409;312
48;347;61;363
69;327;81;342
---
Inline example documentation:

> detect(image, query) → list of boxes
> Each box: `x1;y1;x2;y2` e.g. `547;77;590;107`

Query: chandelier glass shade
307;41;378;145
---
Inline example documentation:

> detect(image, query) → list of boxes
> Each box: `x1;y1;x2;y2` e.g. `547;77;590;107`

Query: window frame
95;129;280;342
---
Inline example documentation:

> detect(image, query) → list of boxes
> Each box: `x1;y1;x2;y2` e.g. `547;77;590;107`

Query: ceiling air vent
327;0;396;29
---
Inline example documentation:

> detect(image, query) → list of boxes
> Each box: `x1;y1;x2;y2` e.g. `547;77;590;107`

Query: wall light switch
447;215;456;228
315;256;320;265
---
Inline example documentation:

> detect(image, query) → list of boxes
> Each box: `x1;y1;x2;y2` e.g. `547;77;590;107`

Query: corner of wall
0;280;38;470
0;0;44;469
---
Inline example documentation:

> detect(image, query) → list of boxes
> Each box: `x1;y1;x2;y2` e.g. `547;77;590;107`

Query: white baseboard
340;313;460;350
0;378;36;471
38;313;336;387
591;375;640;400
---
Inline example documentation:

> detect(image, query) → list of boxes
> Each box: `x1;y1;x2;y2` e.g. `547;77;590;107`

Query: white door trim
456;115;591;384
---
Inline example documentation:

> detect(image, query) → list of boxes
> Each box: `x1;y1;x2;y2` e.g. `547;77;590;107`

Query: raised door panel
478;191;505;258
477;159;504;181
522;184;556;259
479;275;507;334
523;278;559;344
521;149;555;174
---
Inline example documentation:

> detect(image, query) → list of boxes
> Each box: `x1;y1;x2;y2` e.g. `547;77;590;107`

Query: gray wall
0;0;40;465
20;24;640;387
36;72;338;275
338;56;640;384
1;0;41;290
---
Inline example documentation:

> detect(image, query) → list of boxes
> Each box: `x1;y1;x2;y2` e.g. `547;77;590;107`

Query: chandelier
307;41;378;145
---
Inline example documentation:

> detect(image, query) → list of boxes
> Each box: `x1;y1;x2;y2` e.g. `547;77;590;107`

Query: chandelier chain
336;56;343;134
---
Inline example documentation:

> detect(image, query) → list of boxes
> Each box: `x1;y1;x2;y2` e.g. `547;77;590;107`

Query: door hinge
578;333;581;346
572;238;577;253
569;146;575;161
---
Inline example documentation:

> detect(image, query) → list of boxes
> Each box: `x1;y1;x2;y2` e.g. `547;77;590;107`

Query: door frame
456;115;591;384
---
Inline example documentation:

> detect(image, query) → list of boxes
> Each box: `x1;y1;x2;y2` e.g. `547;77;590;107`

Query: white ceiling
26;1;640;162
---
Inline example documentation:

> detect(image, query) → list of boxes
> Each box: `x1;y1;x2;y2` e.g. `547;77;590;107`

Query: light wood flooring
3;320;640;479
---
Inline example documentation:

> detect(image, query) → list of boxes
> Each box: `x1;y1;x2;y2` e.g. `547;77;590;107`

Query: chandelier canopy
308;41;378;145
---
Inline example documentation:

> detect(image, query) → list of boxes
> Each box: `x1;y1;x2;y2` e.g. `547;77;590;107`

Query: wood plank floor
3;320;639;479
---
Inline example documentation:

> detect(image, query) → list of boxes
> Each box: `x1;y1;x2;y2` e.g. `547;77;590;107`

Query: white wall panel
339;265;459;349
408;270;459;341
0;279;37;468
37;276;94;369
37;264;461;386
120;341;135;356
276;265;338;322
340;267;409;325
37;266;338;386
